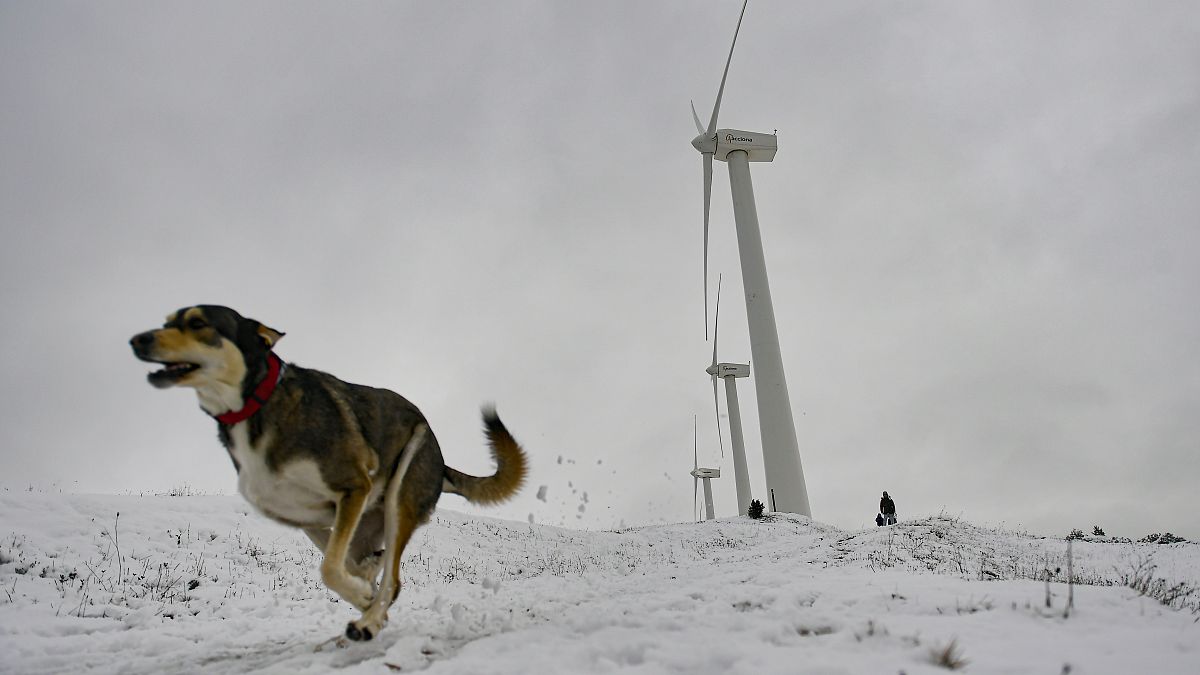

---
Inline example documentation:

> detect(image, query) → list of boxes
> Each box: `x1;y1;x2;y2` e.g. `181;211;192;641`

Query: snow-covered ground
1;492;1196;674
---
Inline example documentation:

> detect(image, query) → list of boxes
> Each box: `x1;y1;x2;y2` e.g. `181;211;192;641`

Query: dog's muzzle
130;331;200;388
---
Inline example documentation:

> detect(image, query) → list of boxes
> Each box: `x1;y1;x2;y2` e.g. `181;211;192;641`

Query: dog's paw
345;604;389;643
345;618;379;642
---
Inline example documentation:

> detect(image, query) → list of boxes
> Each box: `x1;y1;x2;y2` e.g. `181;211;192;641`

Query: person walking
879;491;896;525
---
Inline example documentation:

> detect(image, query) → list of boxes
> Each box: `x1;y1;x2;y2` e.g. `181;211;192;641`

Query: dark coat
880;496;895;515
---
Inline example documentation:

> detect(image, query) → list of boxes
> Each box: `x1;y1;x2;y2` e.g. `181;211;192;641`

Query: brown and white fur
130;305;527;641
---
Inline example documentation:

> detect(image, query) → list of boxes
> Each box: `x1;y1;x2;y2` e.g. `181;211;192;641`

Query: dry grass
929;639;968;670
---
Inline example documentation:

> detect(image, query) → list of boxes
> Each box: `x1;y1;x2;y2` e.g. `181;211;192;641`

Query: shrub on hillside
1138;532;1187;545
747;499;765;519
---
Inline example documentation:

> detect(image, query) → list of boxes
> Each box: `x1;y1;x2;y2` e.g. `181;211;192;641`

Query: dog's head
129;305;284;391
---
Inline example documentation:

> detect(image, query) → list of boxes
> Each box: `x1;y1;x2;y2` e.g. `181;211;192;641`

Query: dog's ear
256;323;285;349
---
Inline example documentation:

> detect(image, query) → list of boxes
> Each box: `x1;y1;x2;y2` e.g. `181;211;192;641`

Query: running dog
129;305;527;641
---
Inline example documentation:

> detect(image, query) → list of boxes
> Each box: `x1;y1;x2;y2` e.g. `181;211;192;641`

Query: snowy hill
1;492;1196;674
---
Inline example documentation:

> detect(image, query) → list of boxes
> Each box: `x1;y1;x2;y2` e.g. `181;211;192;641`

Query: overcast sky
2;1;1197;539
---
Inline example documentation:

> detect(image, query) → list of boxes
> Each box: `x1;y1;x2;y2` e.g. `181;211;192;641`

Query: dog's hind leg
346;424;428;642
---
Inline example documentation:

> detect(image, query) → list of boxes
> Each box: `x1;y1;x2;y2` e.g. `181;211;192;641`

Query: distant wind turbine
706;275;753;515
690;416;720;522
690;0;811;516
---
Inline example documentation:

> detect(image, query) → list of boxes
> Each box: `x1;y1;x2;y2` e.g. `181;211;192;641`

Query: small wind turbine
691;0;811;516
706;275;753;515
690;416;721;521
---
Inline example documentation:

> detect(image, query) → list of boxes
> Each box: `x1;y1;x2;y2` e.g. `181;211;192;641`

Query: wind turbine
690;416;720;521
706;275;753;515
691;0;811;516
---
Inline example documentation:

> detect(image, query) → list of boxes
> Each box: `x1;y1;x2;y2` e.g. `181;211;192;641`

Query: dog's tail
442;407;528;506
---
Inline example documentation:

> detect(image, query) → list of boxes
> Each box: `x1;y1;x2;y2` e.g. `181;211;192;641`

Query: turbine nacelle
717;129;778;162
707;362;750;379
693;129;778;163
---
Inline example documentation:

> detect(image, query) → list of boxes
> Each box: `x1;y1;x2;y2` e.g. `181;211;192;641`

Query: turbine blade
712;274;722;369
707;0;750;135
712;274;723;458
690;101;704;135
703;152;713;340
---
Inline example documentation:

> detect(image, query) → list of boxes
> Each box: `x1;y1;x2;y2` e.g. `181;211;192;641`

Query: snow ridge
1;493;1197;674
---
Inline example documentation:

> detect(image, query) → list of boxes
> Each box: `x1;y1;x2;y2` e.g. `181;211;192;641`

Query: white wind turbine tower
691;0;811;515
690;416;720;521
706;275;753;515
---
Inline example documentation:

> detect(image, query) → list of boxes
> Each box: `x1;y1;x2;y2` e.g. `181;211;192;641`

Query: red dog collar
214;353;285;425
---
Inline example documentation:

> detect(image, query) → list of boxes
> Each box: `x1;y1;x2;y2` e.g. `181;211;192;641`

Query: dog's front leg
319;487;376;612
